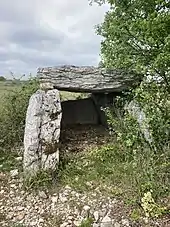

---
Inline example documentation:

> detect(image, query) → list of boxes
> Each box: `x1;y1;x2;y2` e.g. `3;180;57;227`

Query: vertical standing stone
125;100;153;144
91;93;114;127
23;89;62;176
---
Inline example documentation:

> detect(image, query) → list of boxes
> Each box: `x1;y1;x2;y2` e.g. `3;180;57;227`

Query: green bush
107;80;170;151
105;80;170;199
0;76;6;81
0;78;38;150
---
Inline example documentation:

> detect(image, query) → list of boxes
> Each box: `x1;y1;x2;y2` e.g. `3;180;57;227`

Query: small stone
60;222;69;227
75;177;79;181
38;191;48;199
16;213;25;221
10;169;18;178
111;199;117;204
93;211;99;222
93;224;100;227
121;219;130;226
0;172;6;179
17;206;25;211
10;184;16;188
59;195;68;203
65;185;72;190
99;210;107;219
30;220;38;226
20;190;25;195
68;216;74;220
18;183;23;189
51;195;58;204
73;220;82;226
86;181;92;187
39;218;44;223
15;156;22;161
101;215;112;227
83;205;90;211
143;217;149;224
114;222;121;227
7;212;14;219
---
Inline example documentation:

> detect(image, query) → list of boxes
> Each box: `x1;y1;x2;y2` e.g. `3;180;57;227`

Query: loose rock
101;215;112;227
10;169;18;178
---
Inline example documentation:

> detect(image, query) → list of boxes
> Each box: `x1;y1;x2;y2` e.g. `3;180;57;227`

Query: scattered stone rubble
0;165;169;227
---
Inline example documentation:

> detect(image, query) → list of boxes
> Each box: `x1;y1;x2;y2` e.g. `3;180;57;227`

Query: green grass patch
79;217;93;227
59;143;170;205
0;151;22;172
23;169;58;191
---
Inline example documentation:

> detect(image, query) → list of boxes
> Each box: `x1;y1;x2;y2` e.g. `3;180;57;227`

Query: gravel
0;170;169;227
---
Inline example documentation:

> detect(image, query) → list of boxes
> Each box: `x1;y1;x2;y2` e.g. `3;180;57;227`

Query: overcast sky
0;0;108;78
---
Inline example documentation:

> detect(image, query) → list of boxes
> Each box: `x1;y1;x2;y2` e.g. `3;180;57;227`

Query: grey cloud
0;0;108;77
9;26;65;49
0;1;35;24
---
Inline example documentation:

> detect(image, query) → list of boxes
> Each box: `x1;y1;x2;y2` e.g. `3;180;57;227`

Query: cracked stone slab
23;89;62;176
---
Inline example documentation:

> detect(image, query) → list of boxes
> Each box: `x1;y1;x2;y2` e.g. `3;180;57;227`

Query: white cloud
0;0;108;78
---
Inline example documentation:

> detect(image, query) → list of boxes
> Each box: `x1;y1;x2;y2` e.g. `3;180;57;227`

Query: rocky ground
0;126;169;227
0;169;169;227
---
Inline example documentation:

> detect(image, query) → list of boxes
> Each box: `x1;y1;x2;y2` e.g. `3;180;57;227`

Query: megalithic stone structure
23;65;141;176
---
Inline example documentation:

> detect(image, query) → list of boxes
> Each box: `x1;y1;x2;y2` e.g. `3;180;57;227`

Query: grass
79;217;93;227
0;81;20;104
0;80;88;102
0;151;22;172
11;224;25;227
58;142;170;210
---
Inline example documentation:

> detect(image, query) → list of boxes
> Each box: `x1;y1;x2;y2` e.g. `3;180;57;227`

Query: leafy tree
0;76;6;81
89;0;170;203
98;60;105;68
91;0;170;89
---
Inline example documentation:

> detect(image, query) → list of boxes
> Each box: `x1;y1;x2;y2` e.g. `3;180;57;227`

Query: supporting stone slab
23;89;62;176
125;100;153;145
91;93;115;127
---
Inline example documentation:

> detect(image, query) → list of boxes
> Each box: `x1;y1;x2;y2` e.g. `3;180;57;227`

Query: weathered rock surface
125;100;153;144
23;89;62;176
37;65;141;93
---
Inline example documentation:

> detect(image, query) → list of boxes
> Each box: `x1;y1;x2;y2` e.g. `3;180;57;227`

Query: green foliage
59;138;169;204
0;76;6;81
90;0;170;210
130;209;141;221
12;224;25;227
0;151;22;172
107;81;170;151
0;78;38;149
106;83;169;195
132;81;170;150
141;190;168;217
23;170;54;190
79;217;93;227
93;0;170;88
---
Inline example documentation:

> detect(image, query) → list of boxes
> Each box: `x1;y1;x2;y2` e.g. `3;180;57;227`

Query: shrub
0;76;6;81
0;78;38;150
107;80;170;152
105;79;170;200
